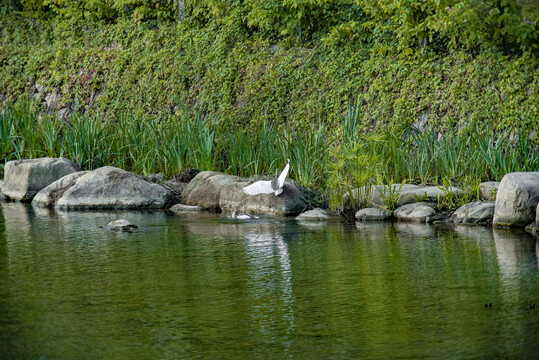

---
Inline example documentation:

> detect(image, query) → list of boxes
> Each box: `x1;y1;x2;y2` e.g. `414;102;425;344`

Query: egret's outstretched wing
277;159;290;188
243;180;274;195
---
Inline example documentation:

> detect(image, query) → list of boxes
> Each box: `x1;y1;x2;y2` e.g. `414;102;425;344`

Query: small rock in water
394;203;436;223
355;207;392;221
525;222;539;235
296;208;341;221
106;219;137;232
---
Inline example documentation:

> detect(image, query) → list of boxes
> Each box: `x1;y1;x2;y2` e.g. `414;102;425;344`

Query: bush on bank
1;1;538;134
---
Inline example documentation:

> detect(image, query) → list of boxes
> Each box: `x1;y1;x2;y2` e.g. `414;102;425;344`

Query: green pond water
0;202;537;359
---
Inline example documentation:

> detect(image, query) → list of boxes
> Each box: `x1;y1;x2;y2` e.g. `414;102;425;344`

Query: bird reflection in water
243;226;296;343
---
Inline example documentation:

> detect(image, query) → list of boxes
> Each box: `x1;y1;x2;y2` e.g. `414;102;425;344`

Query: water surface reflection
0;203;537;359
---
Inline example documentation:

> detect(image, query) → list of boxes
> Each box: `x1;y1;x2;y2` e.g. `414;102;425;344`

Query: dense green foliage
15;0;177;21
1;1;538;209
1;7;538;134
11;0;539;55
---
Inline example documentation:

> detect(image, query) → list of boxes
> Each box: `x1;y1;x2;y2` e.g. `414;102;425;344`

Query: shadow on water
0;202;537;359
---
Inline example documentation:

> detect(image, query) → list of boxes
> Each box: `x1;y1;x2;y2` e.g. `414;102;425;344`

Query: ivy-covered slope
1;2;538;137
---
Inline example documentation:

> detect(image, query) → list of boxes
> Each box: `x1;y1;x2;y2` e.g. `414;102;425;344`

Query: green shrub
357;0;538;55
18;0;177;21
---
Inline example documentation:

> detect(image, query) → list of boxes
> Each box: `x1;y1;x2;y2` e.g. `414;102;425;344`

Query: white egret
243;159;290;196
230;210;260;219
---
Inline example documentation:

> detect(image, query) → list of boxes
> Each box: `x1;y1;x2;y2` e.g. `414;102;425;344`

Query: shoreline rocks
34;166;178;210
394;203;437;223
181;171;244;210
493;172;539;228
296;208;341;221
170;204;204;212
182;171;306;216
220;181;306;216
480;182;499;201
447;201;495;225
2;157;81;201
348;184;463;208
355;207;392;221
33;171;89;208
2;157;539;231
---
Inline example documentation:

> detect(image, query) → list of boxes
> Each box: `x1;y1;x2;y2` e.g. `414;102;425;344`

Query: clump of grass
2;96;538;212
282;122;329;189
375;125;539;185
221;120;280;178
64;113;114;170
327;104;383;210
220;120;330;189
436;177;482;211
375;179;405;213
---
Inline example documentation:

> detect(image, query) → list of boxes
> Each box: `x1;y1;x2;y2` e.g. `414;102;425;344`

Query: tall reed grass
327;101;539;208
378;125;539;184
1;99;537;209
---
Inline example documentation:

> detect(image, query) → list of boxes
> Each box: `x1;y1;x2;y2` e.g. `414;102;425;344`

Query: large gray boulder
493;172;539;227
182;171;306;215
33;171;89;207
394;203;437;223
448;201;495;225
34;166;177;210
2;157;81;201
181;171;244;210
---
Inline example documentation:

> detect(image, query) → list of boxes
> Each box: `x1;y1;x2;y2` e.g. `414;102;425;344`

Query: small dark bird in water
530;304;535;310
485;303;492;308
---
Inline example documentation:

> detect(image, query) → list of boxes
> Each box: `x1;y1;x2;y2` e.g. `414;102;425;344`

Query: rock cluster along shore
0;157;305;215
343;172;539;235
1;158;539;235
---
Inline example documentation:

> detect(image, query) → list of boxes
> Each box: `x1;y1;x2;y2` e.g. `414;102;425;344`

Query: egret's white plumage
277;160;290;188
242;180;275;195
243;159;290;196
